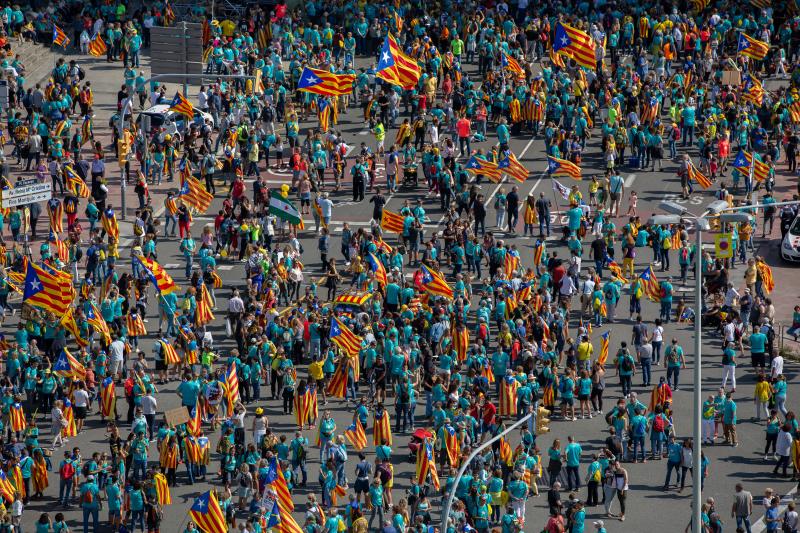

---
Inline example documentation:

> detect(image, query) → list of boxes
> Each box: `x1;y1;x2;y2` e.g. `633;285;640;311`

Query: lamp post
652;202;756;533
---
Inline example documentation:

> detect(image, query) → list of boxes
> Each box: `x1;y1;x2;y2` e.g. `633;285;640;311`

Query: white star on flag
561;36;569;45
304;75;319;85
29;279;41;291
382;51;391;63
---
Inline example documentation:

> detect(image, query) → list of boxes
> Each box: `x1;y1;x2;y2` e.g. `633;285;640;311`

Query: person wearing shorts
353;453;372;504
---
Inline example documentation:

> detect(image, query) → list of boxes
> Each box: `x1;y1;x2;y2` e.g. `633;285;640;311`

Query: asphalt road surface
9;44;798;533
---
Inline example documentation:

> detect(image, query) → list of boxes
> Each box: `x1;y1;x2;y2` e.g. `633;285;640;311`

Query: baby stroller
403;162;418;187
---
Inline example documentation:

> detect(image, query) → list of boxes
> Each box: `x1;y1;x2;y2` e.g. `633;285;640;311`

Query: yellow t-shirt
577;341;594;361
308;360;324;381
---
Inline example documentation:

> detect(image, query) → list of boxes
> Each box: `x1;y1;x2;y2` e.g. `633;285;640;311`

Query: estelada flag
547;155;582;180
101;208;119;241
687;162;712;189
373;409;393;446
297;66;355;97
380;209;405;234
169;91;195;118
501;51;525;76
134;255;177;295
444;425;460;467
451;323;469;362
552;22;596;70
737;32;769;60
294;388;315;428
420;264;453;299
330;317;363;357
499;375;519;416
189;491;228;533
376;34;421;89
88;34;107;57
497;152;529;182
22;261;74;316
598;331;611;366
154;472;171;505
53;348;87;380
64;165;90;198
344;418;367;450
100;376;116;419
9;403;26;432
366;252;388;287
47;198;63;234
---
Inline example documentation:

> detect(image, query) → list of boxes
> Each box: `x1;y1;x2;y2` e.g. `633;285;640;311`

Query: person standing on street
731;483;754;533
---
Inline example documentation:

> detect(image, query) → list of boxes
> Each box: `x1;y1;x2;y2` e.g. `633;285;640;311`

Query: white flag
552;179;570;200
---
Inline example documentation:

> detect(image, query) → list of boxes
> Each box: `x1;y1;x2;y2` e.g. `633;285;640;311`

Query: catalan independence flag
133;255;177;295
737;32;769;61
640;266;662;302
376;34;422;89
88;34;107;57
380;209;406;234
297;66;355;97
154;472;171;505
599;331;611;366
22;262;74;316
64;165;90;197
330;317;363;357
53;348;87;380
687;161;712;189
547;155;582;180
169;91;195;118
501;51;524;76
366;252;388;286
179;165;214;212
344;419;368;450
553;22;596;70
317;96;332;132
732;150;770;182
189;491;228;533
741;74;765;106
52;25;70;48
497;152;528;182
420;264;453;299
465;155;503;182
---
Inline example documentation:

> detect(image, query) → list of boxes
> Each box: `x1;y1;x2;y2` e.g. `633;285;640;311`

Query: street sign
1;182;52;208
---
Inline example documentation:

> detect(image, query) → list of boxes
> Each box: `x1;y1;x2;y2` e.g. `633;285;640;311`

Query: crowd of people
0;0;798;532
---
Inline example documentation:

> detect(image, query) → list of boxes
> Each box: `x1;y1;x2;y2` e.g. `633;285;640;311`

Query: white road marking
217;265;235;271
624;173;637;188
487;136;538;205
163;263;180;269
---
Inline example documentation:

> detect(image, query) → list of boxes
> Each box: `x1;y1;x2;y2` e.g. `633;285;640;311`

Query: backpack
621;356;633;372
60;461;75;480
662;235;672;249
653;414;666;433
377;462;391;484
82;487;94;504
668;348;680;365
671;126;680;141
78;66;86;80
82;462;91;477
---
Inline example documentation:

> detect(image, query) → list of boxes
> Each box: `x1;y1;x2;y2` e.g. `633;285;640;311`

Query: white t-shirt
651;326;664;343
771;356;784;378
73;389;89;408
109;340;126;361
